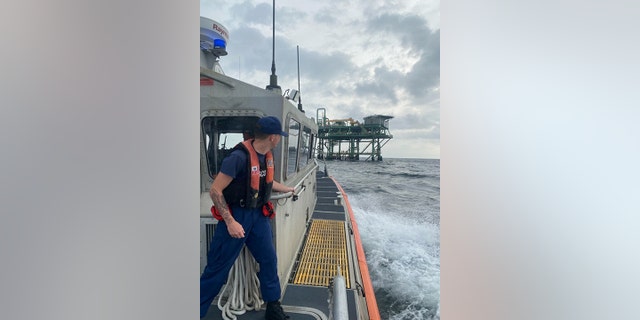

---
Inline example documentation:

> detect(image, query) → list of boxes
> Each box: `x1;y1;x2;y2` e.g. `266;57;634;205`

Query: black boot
265;301;290;320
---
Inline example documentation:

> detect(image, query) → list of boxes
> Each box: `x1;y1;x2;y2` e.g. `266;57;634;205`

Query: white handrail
269;163;317;200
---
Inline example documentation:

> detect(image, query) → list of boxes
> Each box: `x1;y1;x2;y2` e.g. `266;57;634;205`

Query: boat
199;16;380;320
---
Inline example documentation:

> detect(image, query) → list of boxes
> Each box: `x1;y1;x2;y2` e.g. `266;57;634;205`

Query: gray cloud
367;14;433;52
229;1;271;26
277;46;355;86
225;26;272;73
406;30;439;100
276;7;309;29
354;66;404;104
314;9;339;25
364;13;440;100
393;112;440;137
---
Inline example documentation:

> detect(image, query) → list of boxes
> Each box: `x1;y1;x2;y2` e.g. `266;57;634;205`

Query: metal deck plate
292;219;350;288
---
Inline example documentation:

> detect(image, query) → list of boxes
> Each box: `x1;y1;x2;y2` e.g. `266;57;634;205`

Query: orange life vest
211;140;274;220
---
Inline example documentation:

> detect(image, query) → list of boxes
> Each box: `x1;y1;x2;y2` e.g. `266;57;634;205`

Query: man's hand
272;181;295;194
226;220;245;238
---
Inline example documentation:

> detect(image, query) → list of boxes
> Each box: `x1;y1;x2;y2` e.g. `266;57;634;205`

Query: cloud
354;66;403;104
406;30;440;100
364;13;440;99
314;8;339;24
229;1;271;26
280;47;355;85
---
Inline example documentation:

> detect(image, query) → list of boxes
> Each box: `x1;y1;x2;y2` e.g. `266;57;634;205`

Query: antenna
297;45;304;112
266;0;281;91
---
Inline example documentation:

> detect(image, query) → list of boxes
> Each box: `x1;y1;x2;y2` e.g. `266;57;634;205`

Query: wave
324;159;440;319
350;195;440;320
377;171;440;180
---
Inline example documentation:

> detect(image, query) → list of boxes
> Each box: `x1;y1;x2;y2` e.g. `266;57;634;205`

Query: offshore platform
316;108;393;161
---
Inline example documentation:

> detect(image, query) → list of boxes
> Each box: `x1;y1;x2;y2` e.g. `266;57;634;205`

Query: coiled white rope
216;246;264;320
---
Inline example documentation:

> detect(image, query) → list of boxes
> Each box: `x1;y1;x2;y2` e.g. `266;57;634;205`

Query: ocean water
322;158;440;320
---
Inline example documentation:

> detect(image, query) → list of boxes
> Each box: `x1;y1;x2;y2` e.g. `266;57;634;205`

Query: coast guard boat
199;16;380;320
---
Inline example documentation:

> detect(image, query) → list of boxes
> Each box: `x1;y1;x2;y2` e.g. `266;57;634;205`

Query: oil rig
316;108;393;161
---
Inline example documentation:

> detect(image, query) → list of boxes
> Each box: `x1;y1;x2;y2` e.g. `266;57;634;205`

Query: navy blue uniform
200;150;281;318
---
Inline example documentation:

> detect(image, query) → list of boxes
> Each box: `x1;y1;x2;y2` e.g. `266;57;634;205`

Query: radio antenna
266;0;280;91
297;45;304;112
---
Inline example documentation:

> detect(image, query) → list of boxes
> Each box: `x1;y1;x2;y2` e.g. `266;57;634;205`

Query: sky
201;0;440;159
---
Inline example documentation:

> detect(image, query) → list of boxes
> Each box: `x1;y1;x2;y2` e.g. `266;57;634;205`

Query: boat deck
202;173;361;320
292;219;350;288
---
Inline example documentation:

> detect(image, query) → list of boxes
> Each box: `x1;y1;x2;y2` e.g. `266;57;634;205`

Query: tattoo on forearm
212;192;232;221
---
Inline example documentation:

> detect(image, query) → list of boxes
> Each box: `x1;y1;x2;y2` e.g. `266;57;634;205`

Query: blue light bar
213;39;226;49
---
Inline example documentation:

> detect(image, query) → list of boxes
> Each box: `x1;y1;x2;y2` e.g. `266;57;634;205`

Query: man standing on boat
201;116;294;320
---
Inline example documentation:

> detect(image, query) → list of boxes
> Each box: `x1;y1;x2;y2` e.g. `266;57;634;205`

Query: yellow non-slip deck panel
293;219;350;288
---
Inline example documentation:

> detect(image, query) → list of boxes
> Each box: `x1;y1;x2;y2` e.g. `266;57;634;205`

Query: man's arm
210;173;233;220
210;173;245;238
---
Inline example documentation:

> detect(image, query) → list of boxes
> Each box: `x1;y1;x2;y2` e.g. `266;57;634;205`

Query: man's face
269;134;281;149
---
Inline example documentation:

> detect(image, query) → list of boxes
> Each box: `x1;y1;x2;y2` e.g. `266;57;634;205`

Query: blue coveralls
200;150;281;318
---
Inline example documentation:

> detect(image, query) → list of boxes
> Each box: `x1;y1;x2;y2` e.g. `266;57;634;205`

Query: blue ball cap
256;116;288;137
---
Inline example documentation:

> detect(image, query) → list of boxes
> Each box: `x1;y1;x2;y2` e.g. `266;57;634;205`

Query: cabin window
310;134;316;159
286;118;300;177
202;116;259;178
299;127;312;168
